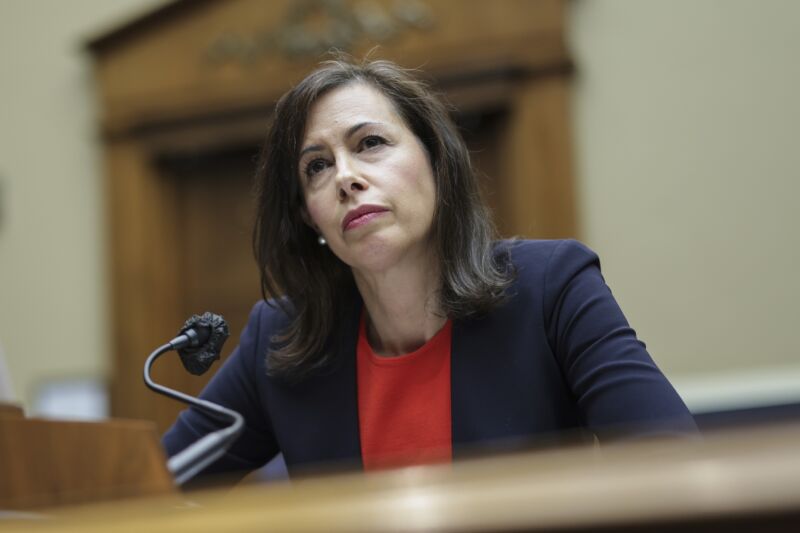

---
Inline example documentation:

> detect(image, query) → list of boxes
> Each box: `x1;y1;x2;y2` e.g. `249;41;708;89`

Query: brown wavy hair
253;58;512;380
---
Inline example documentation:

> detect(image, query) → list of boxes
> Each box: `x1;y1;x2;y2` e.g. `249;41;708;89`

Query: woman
163;59;696;478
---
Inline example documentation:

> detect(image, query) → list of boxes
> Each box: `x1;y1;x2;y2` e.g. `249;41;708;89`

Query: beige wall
0;0;166;410
0;0;797;412
568;0;800;397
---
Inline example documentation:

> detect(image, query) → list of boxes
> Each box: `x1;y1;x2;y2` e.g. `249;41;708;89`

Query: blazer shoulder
244;298;294;350
502;239;598;283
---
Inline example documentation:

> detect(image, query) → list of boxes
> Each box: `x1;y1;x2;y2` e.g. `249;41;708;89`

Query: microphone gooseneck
143;312;243;486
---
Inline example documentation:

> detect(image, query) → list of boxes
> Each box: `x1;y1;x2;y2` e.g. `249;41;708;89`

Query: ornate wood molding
206;0;435;65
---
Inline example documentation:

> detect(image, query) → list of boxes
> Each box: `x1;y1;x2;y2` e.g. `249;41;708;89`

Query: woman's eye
360;135;386;150
305;159;328;178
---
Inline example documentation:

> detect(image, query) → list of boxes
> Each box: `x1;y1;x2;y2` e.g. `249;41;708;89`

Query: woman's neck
353;250;445;357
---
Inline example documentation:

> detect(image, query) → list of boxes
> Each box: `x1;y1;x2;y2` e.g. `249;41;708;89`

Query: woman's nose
338;177;366;201
335;158;367;200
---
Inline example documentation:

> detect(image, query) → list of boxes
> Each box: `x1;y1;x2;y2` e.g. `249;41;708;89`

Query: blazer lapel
333;292;363;466
276;291;363;472
315;291;363;468
451;308;521;459
451;315;491;457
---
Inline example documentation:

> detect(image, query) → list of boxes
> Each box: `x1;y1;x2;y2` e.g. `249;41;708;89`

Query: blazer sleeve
162;301;280;480
542;240;698;439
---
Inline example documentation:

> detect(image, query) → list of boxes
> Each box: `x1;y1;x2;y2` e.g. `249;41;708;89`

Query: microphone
171;312;230;375
143;312;244;486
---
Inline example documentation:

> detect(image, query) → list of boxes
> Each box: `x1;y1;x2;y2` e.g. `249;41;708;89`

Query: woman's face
299;83;437;273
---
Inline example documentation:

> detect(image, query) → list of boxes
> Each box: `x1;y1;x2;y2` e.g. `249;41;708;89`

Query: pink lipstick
342;204;389;231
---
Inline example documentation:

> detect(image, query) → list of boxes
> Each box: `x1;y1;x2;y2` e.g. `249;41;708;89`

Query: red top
356;313;453;471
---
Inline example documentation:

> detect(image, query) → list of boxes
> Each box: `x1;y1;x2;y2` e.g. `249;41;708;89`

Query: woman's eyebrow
345;121;379;139
300;144;324;158
300;122;382;157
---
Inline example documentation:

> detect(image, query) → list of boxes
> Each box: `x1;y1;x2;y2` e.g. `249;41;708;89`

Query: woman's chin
351;243;398;273
341;234;411;274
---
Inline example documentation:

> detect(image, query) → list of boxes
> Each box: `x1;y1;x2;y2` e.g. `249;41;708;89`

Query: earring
317;235;327;246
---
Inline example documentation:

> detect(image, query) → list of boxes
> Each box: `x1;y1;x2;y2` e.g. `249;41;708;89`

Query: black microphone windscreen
177;312;229;375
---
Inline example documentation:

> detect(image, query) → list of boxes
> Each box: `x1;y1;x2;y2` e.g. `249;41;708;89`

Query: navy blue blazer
163;240;696;478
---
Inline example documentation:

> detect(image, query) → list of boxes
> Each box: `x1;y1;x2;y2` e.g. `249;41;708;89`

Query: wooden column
104;141;185;430
501;76;577;238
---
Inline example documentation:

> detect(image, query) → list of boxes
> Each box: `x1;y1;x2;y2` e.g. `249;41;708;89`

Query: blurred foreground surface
4;421;800;532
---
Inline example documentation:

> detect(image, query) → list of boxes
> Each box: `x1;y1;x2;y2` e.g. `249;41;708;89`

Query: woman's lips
345;210;386;231
342;205;389;231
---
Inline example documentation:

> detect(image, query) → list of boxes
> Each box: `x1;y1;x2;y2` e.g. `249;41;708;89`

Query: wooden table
0;408;173;510
5;423;800;531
